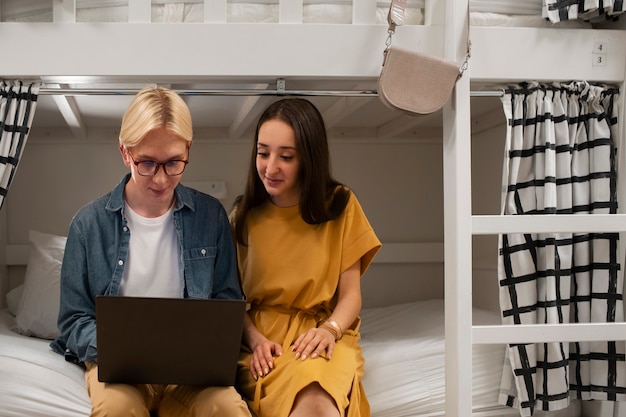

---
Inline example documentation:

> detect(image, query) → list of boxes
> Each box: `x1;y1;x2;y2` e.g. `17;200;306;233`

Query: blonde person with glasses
51;87;251;417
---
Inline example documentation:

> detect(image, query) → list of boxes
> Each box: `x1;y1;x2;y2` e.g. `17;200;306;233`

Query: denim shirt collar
104;173;196;214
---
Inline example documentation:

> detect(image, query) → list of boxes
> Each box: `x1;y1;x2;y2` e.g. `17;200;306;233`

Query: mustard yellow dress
236;191;381;417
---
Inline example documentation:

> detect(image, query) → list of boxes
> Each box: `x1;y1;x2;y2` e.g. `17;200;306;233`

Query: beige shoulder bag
378;0;471;116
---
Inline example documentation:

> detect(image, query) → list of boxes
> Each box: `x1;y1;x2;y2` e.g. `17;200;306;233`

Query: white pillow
12;230;67;339
6;284;24;315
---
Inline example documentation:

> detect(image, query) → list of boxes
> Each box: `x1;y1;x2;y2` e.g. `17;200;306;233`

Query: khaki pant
85;363;252;417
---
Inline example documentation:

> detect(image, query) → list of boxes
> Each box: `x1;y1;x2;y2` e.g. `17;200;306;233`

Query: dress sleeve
341;191;382;275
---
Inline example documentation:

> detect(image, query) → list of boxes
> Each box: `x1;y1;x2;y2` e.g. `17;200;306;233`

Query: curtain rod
38;87;505;97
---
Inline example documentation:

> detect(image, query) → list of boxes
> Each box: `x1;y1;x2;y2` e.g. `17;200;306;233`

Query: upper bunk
2;0;625;83
1;0;625;142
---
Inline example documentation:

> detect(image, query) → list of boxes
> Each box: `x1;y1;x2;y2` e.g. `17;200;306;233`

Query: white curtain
0;81;40;210
497;81;626;416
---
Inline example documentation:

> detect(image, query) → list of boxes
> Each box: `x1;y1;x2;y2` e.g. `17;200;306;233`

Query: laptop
95;296;246;386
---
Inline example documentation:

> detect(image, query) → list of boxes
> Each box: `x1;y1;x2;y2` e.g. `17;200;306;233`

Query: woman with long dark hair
232;98;381;417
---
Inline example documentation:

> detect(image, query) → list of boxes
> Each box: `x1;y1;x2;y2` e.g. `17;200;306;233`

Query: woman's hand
243;313;283;380
249;339;283;380
291;326;336;360
290;259;363;362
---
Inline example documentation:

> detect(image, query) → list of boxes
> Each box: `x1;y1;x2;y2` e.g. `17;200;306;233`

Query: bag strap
385;0;471;78
387;0;408;31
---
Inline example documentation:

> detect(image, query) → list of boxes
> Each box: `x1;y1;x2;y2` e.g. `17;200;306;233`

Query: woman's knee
291;383;339;417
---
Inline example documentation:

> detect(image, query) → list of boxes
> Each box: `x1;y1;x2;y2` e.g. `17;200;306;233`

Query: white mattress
470;12;591;28
360;299;517;417
0;301;506;417
0;1;424;24
360;299;582;417
0;301;582;417
0;0;594;27
0;310;91;417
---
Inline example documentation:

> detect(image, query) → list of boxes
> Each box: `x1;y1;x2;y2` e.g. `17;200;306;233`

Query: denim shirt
50;174;242;365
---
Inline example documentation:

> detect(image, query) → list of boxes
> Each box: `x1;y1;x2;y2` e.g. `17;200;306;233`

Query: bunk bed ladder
443;1;626;416
443;0;473;415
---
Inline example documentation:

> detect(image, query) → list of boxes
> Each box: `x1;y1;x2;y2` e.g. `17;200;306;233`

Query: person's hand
249;340;283;380
291;326;336;361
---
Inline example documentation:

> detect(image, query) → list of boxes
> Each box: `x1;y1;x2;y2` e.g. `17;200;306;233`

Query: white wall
3;126;447;308
1;109;514;312
471;119;507;314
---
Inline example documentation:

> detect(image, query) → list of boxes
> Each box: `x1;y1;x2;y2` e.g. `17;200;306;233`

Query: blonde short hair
119;86;192;147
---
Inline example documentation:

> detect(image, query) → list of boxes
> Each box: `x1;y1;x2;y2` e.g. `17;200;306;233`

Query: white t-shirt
119;202;181;298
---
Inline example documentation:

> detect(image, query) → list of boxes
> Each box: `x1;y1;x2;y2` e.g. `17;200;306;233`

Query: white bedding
360;300;583;417
0;1;425;25
0;300;582;417
0;300;511;417
360;299;517;417
0;309;91;417
0;0;596;27
469;12;591;28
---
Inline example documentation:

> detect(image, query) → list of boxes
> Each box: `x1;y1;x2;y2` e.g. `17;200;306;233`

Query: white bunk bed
1;1;626;416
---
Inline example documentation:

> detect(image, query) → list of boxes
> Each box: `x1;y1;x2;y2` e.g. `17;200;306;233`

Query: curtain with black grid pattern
0;81;40;211
543;0;625;23
497;81;626;416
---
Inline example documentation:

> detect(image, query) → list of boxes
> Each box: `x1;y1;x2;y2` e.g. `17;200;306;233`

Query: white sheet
0;302;582;417
360;299;584;417
1;0;595;27
470;12;592;28
0;1;424;24
2;301;502;417
360;299;517;417
0;310;91;417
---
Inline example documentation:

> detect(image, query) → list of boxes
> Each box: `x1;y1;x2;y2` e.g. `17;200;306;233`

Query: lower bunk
0;228;588;417
1;282;581;416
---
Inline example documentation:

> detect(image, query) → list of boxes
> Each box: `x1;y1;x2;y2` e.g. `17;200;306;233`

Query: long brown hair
232;98;349;245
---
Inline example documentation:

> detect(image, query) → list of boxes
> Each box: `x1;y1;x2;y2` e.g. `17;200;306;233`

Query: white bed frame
2;1;626;416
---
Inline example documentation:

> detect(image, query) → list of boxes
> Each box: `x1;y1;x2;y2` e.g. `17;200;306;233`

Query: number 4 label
594;40;607;53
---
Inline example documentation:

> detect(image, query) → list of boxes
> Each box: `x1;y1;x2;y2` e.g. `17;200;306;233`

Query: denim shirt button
123;226;128;232
201;249;207;256
118;260;123;266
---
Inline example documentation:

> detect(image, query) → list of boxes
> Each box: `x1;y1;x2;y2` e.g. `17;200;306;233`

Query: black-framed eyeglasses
127;149;189;176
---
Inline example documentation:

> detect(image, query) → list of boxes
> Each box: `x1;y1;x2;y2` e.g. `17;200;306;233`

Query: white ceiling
31;77;504;141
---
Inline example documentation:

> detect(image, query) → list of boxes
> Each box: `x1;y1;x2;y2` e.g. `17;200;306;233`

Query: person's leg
289;383;341;417
159;385;252;417
85;363;156;417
